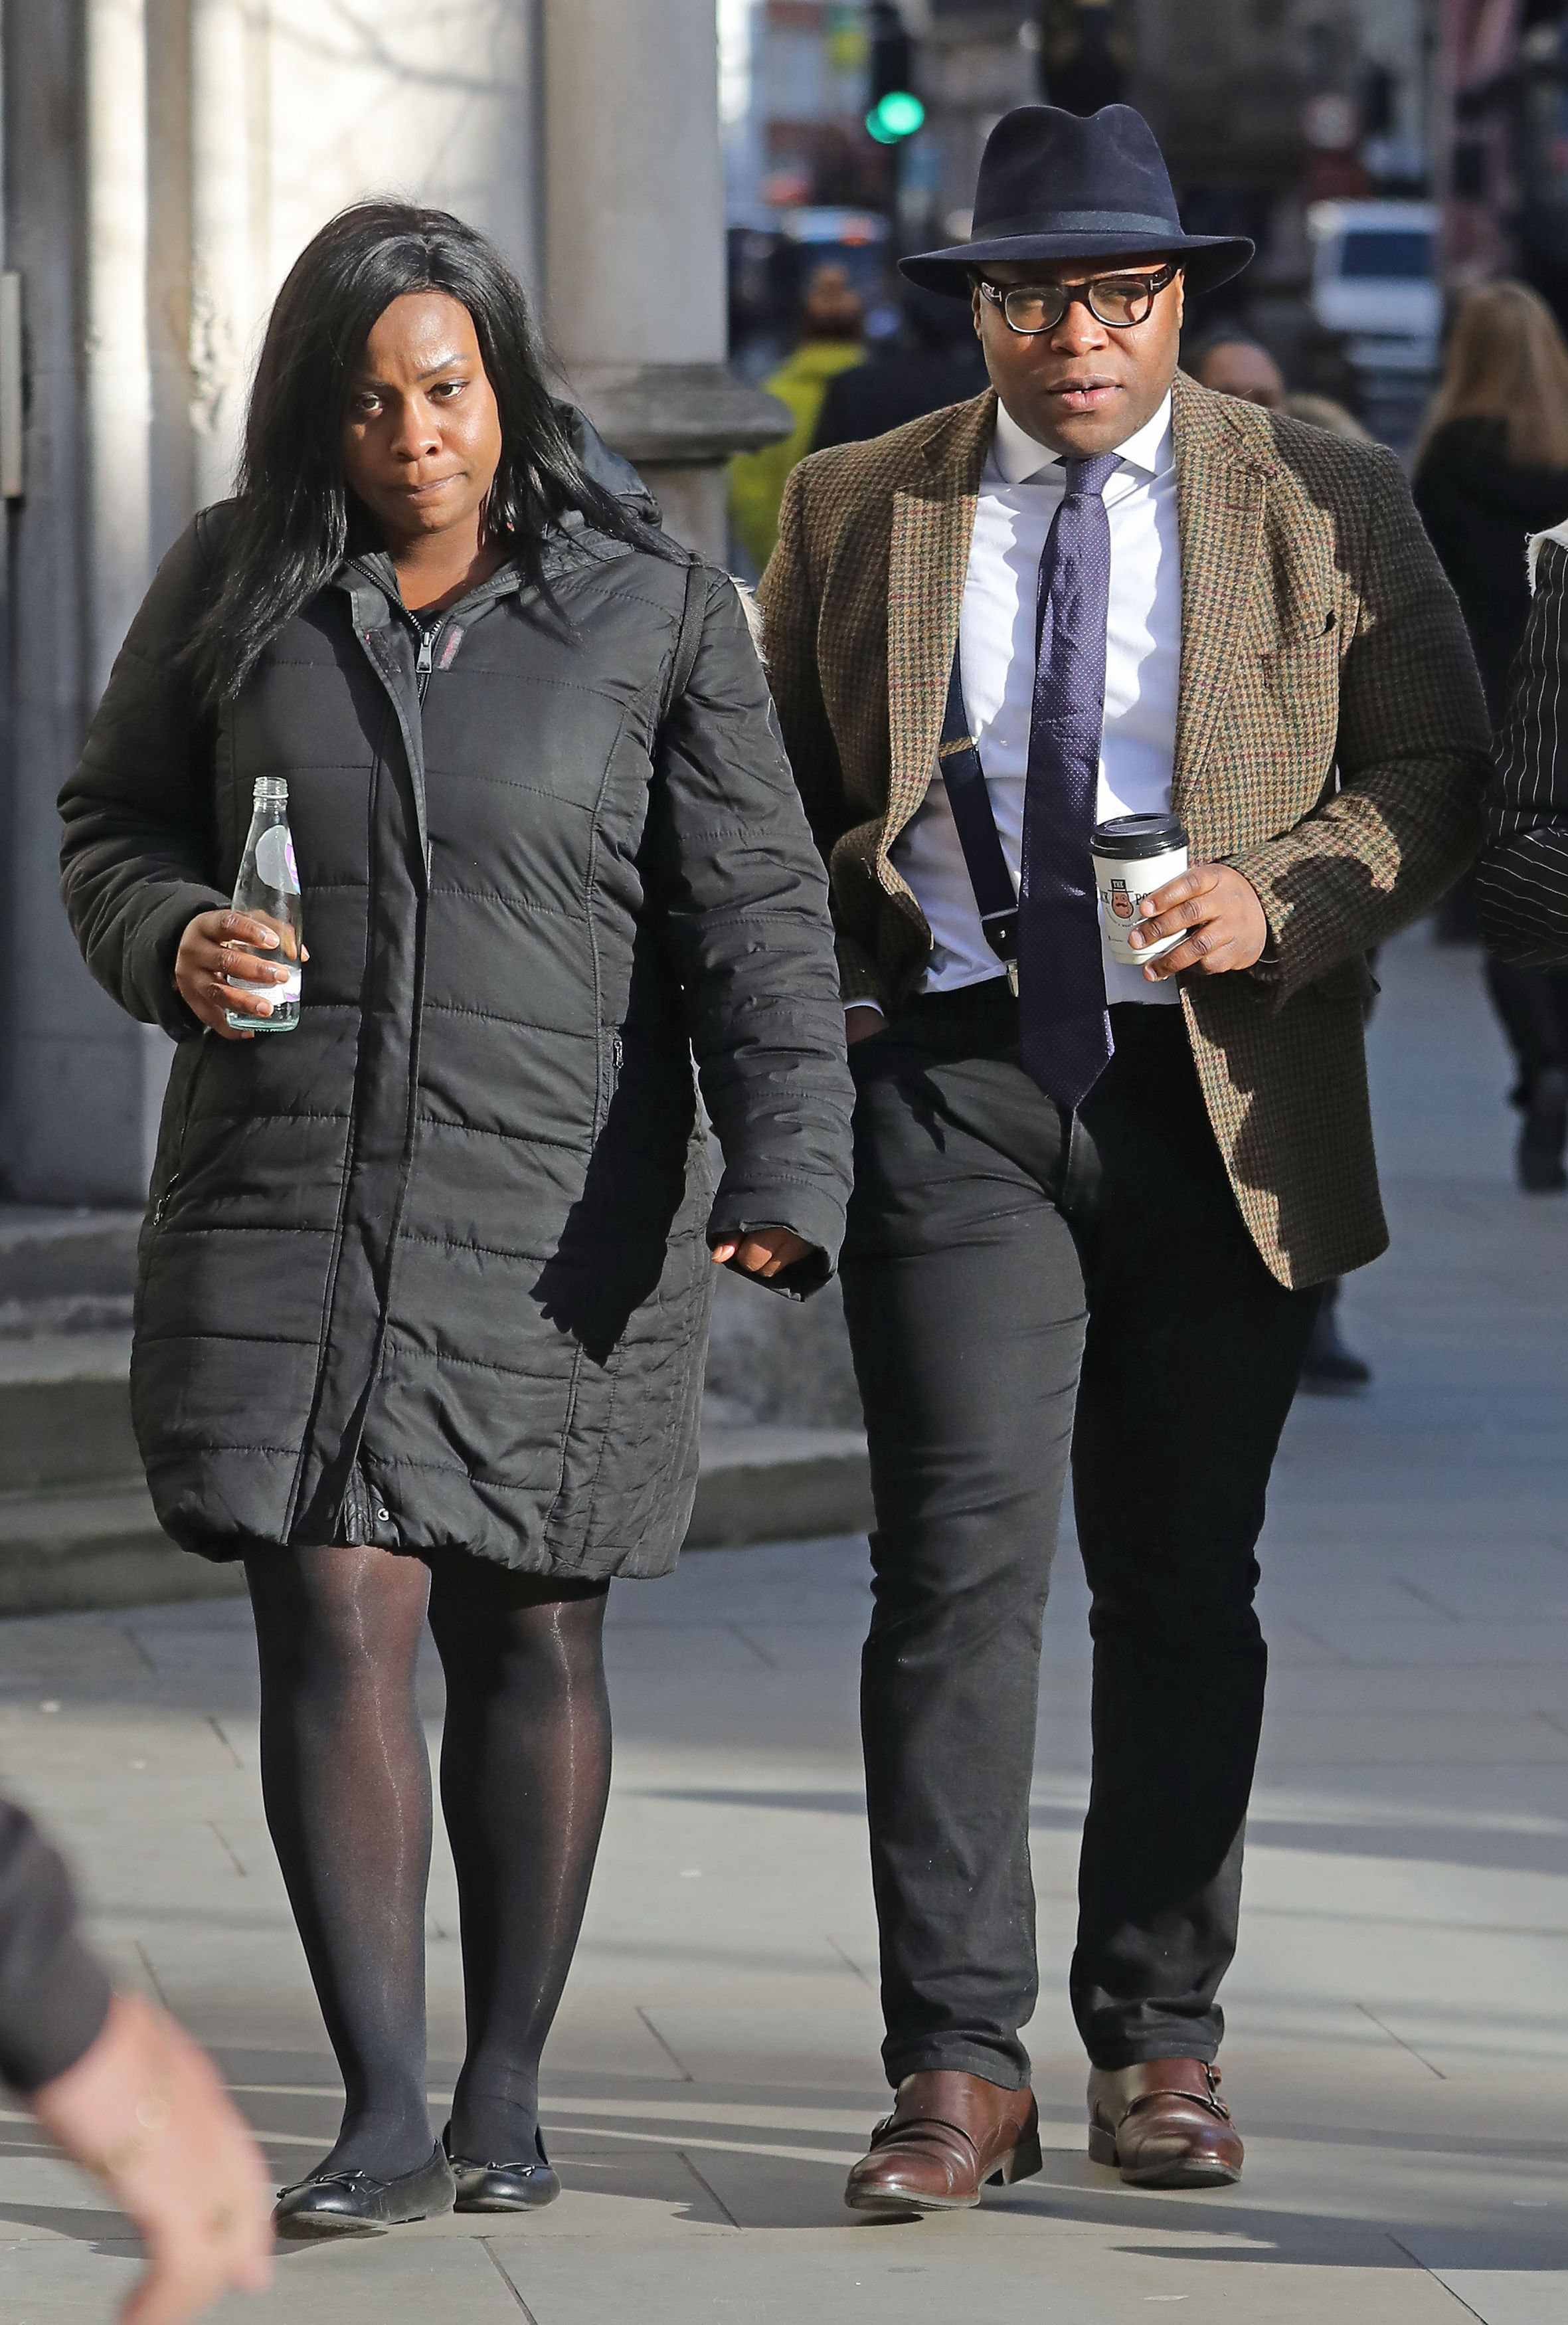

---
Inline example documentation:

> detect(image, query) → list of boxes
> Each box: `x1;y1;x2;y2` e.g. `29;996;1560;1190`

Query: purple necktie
1017;451;1118;1112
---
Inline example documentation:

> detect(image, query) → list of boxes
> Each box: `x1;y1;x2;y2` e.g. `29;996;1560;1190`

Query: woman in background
1415;281;1568;1189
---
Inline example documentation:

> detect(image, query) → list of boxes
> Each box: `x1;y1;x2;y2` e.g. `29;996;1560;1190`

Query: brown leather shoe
844;2070;1043;2218
1087;2059;1243;2188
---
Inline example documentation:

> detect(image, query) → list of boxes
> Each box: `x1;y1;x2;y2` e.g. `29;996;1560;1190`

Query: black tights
246;1542;611;2178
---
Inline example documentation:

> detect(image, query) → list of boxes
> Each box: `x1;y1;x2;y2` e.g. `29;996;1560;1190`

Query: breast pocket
1250;614;1341;781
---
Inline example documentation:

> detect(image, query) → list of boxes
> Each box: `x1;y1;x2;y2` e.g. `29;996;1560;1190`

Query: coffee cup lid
1090;812;1187;861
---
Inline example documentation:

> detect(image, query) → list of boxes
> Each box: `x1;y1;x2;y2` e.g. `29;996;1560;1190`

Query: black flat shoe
443;2121;561;2212
273;2141;456;2237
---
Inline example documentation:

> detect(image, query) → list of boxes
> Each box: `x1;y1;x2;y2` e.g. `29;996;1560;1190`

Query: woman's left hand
711;1228;817;1281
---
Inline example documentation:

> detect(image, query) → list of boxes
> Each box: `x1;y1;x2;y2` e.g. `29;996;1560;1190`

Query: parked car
1307;198;1442;376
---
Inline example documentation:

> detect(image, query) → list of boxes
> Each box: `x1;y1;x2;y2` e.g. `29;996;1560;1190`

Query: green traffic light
865;90;925;143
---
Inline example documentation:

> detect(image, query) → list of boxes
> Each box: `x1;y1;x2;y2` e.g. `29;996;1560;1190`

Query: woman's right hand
175;911;298;1041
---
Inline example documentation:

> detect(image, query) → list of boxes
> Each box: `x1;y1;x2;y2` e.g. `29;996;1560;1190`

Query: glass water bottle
224;777;304;1033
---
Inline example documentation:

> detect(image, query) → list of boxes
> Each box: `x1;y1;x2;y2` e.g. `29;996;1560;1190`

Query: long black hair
185;201;669;702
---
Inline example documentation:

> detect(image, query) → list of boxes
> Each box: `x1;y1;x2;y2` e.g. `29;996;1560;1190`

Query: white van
1307;199;1442;376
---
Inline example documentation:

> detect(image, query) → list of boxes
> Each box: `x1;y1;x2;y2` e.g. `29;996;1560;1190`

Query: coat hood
561;402;662;527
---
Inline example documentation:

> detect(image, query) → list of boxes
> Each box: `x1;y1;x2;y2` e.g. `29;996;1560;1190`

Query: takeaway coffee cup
1090;813;1189;967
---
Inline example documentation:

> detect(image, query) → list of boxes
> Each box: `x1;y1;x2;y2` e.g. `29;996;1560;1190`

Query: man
760;102;1487;2214
1186;329;1286;409
1479;513;1568;961
729;261;866;573
812;283;990;452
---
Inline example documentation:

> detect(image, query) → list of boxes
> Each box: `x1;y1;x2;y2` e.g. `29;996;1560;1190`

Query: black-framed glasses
976;263;1180;334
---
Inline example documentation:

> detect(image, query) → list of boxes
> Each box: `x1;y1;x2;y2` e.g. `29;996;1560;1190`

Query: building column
84;0;153;697
2;0;165;1202
82;0;165;1198
541;0;786;561
189;0;251;504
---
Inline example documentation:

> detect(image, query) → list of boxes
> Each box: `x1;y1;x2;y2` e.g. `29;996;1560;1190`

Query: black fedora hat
901;104;1253;298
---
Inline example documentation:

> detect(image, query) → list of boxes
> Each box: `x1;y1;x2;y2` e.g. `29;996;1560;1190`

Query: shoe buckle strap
278;2168;369;2198
1119;2070;1231;2129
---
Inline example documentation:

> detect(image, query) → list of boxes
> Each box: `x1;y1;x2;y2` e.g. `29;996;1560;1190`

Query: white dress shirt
886;391;1182;1008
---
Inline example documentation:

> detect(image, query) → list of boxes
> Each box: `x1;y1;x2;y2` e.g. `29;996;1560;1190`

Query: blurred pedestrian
1186;329;1285;408
1415;281;1568;1189
810;281;990;451
1282;390;1370;441
60;203;853;2237
729;260;865;571
1;1797;272;2322
762;100;1487;2213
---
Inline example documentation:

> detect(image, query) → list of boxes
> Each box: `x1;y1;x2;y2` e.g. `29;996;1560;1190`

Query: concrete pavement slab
489;2225;1469;2325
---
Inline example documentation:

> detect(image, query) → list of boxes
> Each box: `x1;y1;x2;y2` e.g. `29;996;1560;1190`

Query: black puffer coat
1414;417;1568;715
60;434;853;1579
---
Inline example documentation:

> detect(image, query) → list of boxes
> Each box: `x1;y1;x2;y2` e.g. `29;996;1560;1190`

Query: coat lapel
884;392;995;849
1171;373;1270;820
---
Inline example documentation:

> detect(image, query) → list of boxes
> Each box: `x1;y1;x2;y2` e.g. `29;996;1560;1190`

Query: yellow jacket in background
729;339;865;572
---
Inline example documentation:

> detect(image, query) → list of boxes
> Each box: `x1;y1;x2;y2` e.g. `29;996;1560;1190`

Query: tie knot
1062;453;1118;500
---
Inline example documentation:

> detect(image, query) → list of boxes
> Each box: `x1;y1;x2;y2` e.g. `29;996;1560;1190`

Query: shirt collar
990;391;1174;488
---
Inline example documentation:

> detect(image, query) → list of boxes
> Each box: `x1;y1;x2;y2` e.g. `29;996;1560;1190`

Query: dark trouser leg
1484;957;1568;1099
246;1542;436;2178
1486;959;1568;1188
426;1560;612;2164
1068;1010;1319;2067
840;998;1085;2089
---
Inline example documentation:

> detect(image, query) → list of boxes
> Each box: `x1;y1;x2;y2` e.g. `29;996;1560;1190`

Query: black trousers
1485;956;1568;1101
840;983;1318;2087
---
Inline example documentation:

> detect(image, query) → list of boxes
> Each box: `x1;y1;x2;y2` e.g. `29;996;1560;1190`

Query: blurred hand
1128;863;1267;980
174;910;306;1040
845;1006;885;1046
710;1227;817;1281
32;1991;273;2325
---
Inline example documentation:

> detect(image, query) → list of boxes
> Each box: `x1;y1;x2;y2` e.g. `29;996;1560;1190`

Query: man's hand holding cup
1127;863;1268;980
1090;814;1266;983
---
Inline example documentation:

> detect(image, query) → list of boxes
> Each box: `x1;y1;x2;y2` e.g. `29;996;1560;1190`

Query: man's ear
1174;272;1185;329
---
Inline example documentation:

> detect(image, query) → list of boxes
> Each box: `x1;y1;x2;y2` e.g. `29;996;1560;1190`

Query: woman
1415;280;1568;1190
60;203;853;2235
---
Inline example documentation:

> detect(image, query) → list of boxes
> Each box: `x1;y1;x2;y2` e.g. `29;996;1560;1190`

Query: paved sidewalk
3;929;1567;2322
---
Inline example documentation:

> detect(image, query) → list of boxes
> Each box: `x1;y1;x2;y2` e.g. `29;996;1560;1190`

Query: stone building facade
2;0;783;1204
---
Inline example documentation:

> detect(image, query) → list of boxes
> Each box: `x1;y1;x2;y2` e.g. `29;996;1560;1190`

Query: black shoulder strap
659;553;708;725
938;643;1019;968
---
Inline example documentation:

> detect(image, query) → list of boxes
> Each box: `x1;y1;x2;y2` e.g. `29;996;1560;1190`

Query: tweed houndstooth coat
758;371;1490;1289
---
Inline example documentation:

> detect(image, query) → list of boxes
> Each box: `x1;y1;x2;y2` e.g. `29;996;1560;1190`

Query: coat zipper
414;622;437;700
